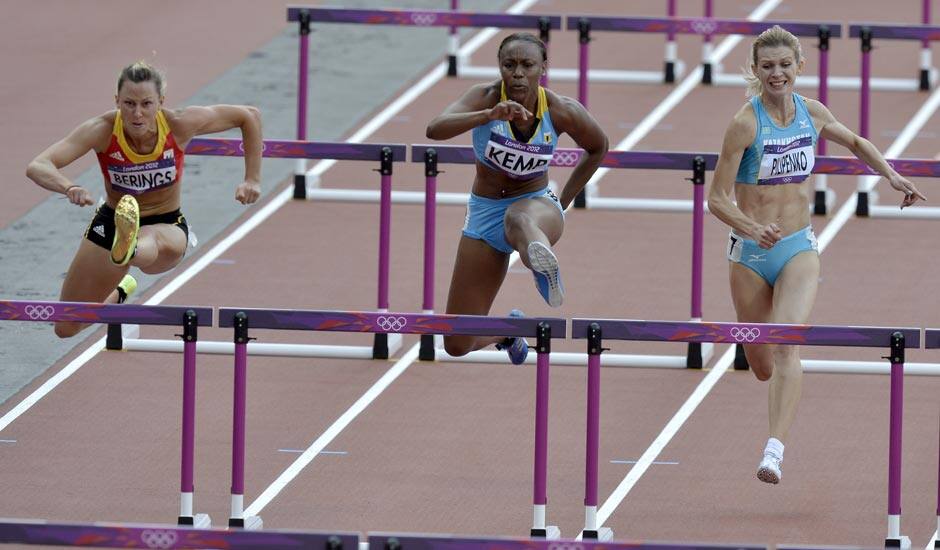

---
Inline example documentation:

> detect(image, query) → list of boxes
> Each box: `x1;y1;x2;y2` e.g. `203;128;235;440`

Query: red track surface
2;0;939;547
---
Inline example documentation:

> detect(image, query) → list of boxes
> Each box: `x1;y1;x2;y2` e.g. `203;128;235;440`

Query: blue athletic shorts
462;187;564;254
727;225;818;286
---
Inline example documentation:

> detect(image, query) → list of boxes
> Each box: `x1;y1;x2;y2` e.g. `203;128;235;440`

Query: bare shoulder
472;80;501;106
80;111;117;151
800;96;834;121
544;88;588;125
725;101;757;146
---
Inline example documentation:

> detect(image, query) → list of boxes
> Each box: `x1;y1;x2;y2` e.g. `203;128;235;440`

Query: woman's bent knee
443;336;473;357
54;322;82;339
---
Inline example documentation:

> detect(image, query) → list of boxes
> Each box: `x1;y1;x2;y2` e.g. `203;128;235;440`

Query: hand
755;223;782;250
65;185;94;206
235;181;261;204
887;175;926;209
488;101;532;122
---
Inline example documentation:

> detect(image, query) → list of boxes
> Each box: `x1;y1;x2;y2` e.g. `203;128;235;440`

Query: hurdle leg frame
420;150;438;361
664;0;677;83
530;323;560;539
885;332;909;548
582;323;613;541
229;312;263;530
856;27;873;217
294;9;311;199
814;25;832;216
687;157;705;369
373;147;395;359
177;310;211;528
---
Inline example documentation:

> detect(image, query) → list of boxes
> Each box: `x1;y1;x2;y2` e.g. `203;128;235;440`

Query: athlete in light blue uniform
426;33;608;364
708;26;924;485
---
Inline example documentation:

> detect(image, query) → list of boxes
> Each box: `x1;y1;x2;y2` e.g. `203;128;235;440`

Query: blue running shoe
527;242;564;307
495;309;528;365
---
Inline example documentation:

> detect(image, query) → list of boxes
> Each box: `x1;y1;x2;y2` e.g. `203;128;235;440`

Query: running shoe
110;195;139;266
527;241;564;307
116;274;137;304
757;452;782;484
495;309;528;365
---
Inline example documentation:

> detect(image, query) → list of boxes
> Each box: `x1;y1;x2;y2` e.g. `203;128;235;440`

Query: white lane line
926;530;937;550
244;344;420;516
610;460;678;466
277;449;348;456
0;0;538;436
0;439;16;443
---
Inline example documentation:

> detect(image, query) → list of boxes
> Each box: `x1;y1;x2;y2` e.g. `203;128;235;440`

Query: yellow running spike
110;195;139;266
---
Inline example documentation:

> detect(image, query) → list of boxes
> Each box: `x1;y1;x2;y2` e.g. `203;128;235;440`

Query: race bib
757;134;814;185
483;133;553;179
107;157;177;195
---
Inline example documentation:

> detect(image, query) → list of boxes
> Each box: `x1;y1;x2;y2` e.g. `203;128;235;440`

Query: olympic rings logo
139;529;178;549
690;19;718;35
410;12;438;26
376;316;408;331
24;305;55;321
729;326;761;343
552;151;581;167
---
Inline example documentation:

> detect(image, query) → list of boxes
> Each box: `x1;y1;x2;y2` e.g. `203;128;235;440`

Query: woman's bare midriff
472;163;549;199
734;180;811;236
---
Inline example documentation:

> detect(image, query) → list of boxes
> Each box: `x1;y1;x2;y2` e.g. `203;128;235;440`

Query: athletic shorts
84;203;189;251
727;225;818;287
462;187;564;254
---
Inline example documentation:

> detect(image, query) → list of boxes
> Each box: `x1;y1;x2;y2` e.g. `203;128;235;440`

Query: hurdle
286;6;562;200
572;318;919;547
0;301;214;528
412;145;714;369
107;137;407;361
926;328;940;549
218;307;565;538
848;23;940;219
0;518;357;549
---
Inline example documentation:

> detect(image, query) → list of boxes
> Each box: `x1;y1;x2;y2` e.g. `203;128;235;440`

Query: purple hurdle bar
368;533;765;550
848;23;940;215
572;319;918;544
0;302;213;527
187;138;406;359
219;308;564;537
564;16;840;107
0;518;357;549
287;7;562;146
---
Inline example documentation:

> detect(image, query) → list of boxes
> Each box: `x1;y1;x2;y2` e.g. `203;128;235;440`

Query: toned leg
56;240;130;338
131;224;187;274
503;196;564;269
766;251;819;442
443;236;510;356
729;262;775;380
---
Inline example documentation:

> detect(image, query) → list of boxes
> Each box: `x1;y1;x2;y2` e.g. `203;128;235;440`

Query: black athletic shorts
84;204;189;250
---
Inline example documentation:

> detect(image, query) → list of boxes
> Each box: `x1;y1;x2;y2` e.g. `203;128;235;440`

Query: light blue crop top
736;93;818;185
471;83;559;181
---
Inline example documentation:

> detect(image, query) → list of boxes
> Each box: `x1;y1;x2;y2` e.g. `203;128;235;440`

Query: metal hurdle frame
0;301;214;528
286;6;562;200
411;145;714;369
849;23;940;220
564;17;840;215
926;328;940;549
107;137;407;361
571;318;919;547
218;307;565;539
450;0;699;85
0;518;358;549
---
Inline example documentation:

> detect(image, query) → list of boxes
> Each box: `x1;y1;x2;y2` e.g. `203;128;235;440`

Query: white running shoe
527;242;564;308
757;453;782;484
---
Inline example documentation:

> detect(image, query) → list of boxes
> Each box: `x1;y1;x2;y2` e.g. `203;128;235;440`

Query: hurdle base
177;513;211;528
106;323;139;351
529;526;560;539
582;527;614;541
884;535;910;549
733;343;750;371
419;334;435;361
228;515;263;530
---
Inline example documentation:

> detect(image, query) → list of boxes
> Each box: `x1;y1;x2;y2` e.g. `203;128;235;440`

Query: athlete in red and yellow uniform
26;61;263;338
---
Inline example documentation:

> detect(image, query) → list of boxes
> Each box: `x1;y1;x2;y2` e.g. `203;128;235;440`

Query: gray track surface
0;0;507;405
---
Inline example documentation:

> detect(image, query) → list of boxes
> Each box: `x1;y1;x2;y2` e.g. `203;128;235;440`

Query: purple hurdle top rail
218;308;564;537
562;16;841;104
0;301;213;527
286;6;562;159
368;533;764;550
186;138;407;360
0;518;357;549
848;23;940;214
572;319;916;544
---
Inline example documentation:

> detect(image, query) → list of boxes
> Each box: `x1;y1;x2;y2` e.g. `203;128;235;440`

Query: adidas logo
109;151;124;161
163;149;174;160
92;224;105;237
